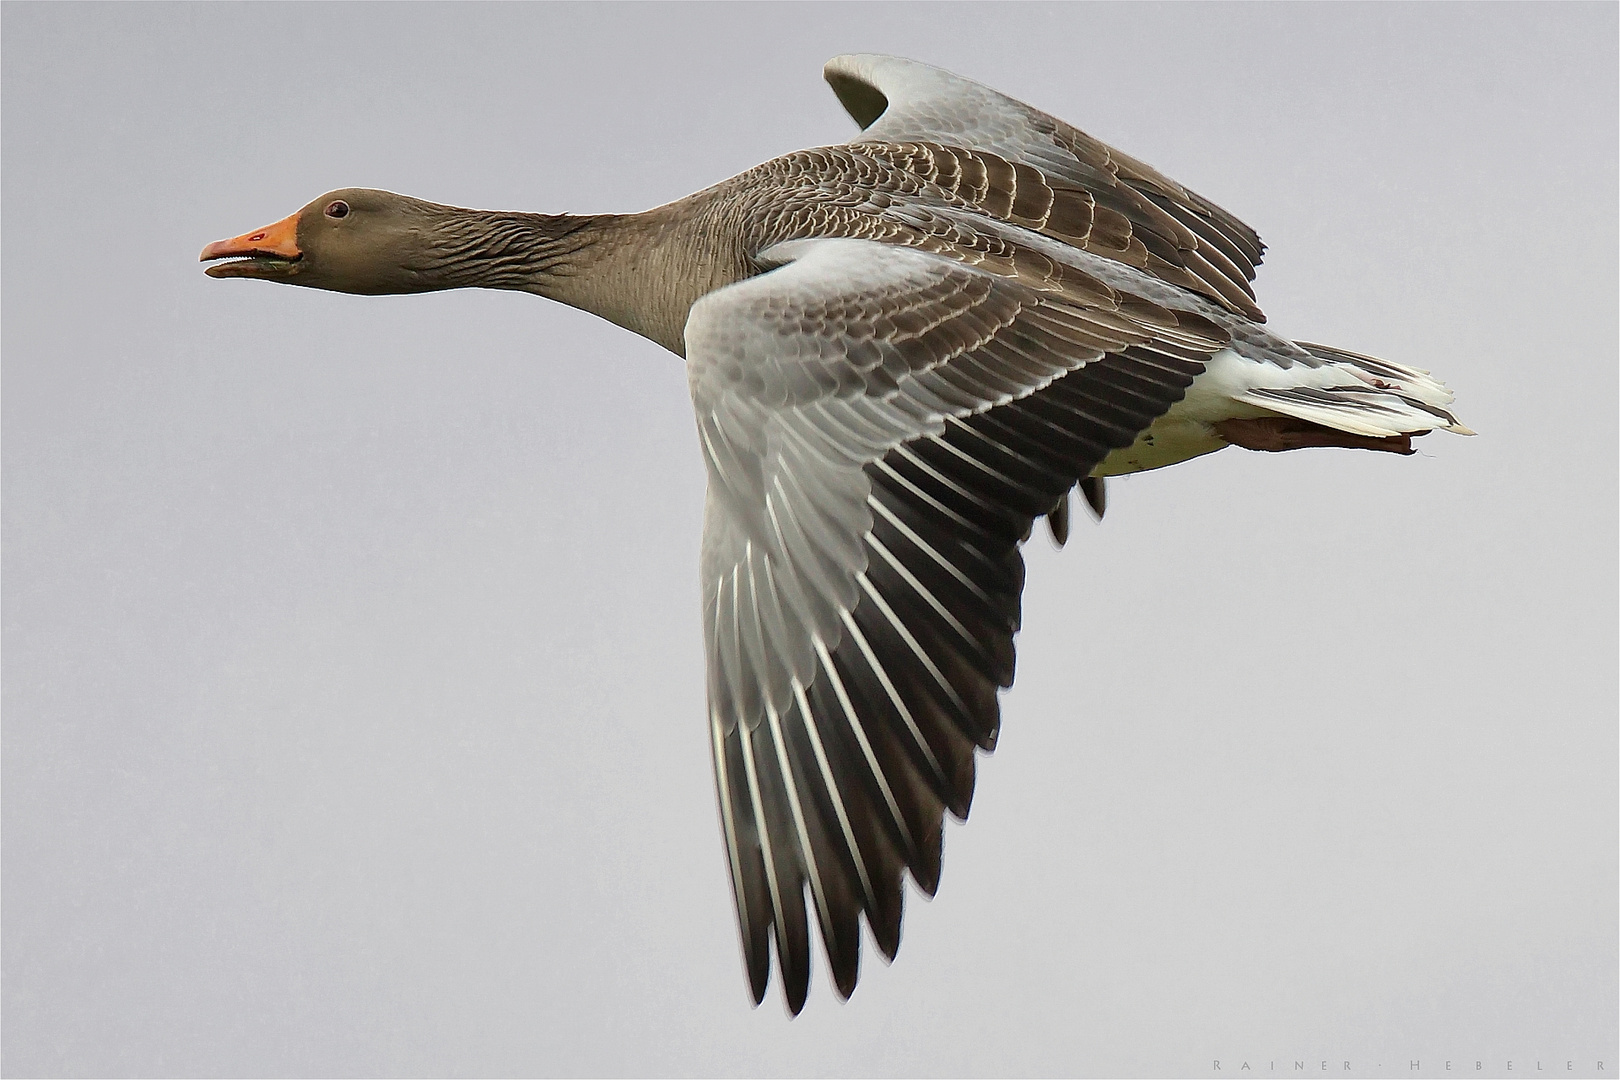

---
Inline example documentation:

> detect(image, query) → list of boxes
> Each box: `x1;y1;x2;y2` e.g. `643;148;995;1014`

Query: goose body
202;54;1469;1014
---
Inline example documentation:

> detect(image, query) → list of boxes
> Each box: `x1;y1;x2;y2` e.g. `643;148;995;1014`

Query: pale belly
1093;409;1229;476
1088;351;1263;476
1092;348;1291;476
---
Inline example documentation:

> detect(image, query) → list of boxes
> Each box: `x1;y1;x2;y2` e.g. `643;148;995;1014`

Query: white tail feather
1270;341;1475;435
1191;343;1474;438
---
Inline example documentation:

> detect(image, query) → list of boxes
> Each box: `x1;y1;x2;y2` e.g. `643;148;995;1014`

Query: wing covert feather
824;54;1267;320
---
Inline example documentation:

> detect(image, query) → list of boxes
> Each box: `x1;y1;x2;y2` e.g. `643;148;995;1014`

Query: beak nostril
249;233;266;242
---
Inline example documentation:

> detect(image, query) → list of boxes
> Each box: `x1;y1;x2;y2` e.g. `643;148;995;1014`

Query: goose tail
1230;342;1475;441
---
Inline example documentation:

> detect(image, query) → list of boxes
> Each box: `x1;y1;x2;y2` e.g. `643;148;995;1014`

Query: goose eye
324;200;350;219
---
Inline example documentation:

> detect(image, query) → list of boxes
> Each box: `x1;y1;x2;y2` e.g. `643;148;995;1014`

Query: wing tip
783;968;809;1017
1045;491;1071;547
824;55;892;130
871;903;903;963
831;956;860;1002
1079;475;1106;521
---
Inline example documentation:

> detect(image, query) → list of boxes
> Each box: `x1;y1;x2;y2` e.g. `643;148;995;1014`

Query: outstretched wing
824;53;1268;321
687;237;1229;1013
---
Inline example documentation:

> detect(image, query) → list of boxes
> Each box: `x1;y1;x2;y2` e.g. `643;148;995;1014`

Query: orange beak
199;211;302;265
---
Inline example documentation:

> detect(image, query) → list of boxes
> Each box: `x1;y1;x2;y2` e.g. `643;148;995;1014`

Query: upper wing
688;237;1228;1013
824;53;1268;321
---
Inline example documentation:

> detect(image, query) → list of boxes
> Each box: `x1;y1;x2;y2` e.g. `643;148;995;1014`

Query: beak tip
199;211;301;268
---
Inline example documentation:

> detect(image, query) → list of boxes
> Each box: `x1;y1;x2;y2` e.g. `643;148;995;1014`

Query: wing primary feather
792;680;881;914
1047;491;1071;546
764;697;842;999
868;475;1019;682
933;421;1056;505
837;608;951;797
981;396;1130;458
737;544;774;721
1080;476;1107;520
866;491;996;608
948;407;1078;472
1051;354;1196;409
855;566;973;711
813;636;920;880
789;681;872;997
738;720;811;1015
891;442;1015;521
979;396;1117;464
871;457;993;543
868;461;1017;599
720;567;754;729
863;523;983;659
853;570;978;771
711;706;771;1004
970;403;1114;471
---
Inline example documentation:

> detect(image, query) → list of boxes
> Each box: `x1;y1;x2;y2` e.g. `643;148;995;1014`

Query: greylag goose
201;54;1470;1014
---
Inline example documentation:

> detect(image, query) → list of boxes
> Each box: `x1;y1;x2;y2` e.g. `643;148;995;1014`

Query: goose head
200;188;470;295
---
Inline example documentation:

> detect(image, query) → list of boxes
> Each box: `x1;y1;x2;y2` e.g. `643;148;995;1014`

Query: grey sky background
3;3;1615;1077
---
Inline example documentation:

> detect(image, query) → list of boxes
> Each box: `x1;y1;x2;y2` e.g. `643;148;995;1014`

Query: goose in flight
201;54;1470;1014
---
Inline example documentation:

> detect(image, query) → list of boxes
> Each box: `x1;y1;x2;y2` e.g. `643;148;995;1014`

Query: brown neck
426;200;746;356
